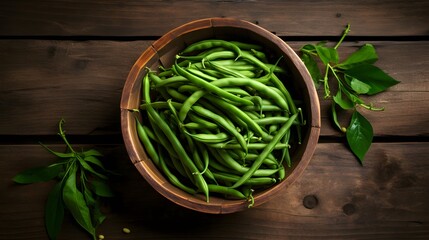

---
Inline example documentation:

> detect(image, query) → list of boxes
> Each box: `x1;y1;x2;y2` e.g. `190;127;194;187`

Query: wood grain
0;0;428;37
1;40;428;137
1;143;427;239
1;2;427;239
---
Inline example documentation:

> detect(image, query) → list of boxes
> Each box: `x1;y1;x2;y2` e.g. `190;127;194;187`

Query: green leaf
84;156;104;169
83;187;106;227
315;45;339;65
82;149;103;157
300;44;317;53
78;156;108;180
40;143;74;158
45;182;64;240
344;63;400;95
330;102;343;132
13;164;63;184
350;78;372;94
333;89;355;110
346;111;373;164
62;165;96;238
337;44;378;69
301;53;322;88
316;41;327;47
92;206;106;227
90;179;114;198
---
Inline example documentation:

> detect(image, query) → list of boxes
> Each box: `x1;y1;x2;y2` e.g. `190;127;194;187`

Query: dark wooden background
1;1;428;239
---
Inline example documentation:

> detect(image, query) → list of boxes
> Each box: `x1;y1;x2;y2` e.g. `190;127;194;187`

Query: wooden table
1;1;428;239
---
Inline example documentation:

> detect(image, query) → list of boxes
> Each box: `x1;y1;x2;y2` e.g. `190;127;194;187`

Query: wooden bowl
120;18;320;214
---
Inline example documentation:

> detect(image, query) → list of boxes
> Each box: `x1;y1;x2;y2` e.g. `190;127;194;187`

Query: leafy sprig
300;24;400;164
13;119;114;240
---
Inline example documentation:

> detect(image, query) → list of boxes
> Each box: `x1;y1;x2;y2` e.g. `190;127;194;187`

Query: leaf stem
328;64;342;83
301;48;318;56
359;103;385;111
334;24;351;50
323;64;331;98
58;119;76;153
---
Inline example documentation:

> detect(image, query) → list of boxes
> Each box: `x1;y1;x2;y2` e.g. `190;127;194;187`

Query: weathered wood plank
0;40;428;136
0;0;428;37
0;40;151;135
1;143;428;239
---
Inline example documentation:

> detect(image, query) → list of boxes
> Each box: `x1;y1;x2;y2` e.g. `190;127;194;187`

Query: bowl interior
120;18;320;214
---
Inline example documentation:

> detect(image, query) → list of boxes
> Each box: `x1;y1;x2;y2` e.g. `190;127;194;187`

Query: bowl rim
120;17;320;214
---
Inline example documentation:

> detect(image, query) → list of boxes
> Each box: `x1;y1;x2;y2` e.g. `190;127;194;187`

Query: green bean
244;111;260;120
212;172;276;186
222;87;251;97
140;123;158;144
236;70;257;78
204;61;249;79
178;47;228;61
180;50;237;63
157;69;174;78
191;105;247;153
185;132;229;144
197;98;237;128
194;59;250;67
143;72;209;201
229;112;298;189
154;75;188;88
135;116;160;167
177;84;199;93
170;150;189;179
245;153;278;167
199;68;226;79
182;122;209;130
208;156;240;175
178;90;206;122
165;87;188;102
253;116;300;126
269;124;278;134
207;77;289;111
279;127;292;167
195;47;228;57
204;94;273;142
158;148;197;195
269;86;286;99
140;101;182;110
242;104;282;112
178;85;247;107
174;63;253;106
183;134;209;181
148;72;170;100
249;49;268;62
229;41;263;51
194;142;211;177
277;166;286;181
147;115;179;159
211;149;280;177
207;184;246;199
241;187;255;208
187;113;219;130
181;39;242;59
225;64;257;71
201;51;237;64
187;68;218;82
147;71;163;84
265;63;288;74
208;142;289;150
241;52;296;104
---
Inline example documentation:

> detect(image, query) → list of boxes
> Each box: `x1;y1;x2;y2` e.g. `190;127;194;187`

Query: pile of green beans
135;39;304;205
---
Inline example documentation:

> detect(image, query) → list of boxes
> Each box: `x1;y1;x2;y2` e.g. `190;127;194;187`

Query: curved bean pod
229;112;298;189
